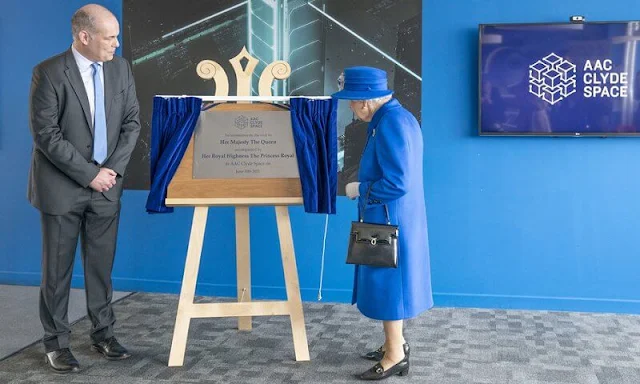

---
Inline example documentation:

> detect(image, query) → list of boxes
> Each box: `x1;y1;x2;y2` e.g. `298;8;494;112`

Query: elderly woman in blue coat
333;66;433;381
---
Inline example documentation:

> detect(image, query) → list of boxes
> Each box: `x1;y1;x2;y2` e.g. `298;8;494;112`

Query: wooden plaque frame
166;102;310;367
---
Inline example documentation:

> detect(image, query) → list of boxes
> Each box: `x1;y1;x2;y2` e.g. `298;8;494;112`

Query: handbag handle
359;182;391;225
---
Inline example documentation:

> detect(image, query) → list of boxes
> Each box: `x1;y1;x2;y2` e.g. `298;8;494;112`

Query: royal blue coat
353;98;433;321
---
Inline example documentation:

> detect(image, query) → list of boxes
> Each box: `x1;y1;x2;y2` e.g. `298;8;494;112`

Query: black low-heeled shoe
363;345;385;361
358;356;410;380
362;342;410;361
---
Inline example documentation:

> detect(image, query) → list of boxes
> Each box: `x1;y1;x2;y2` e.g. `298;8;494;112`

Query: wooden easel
165;102;310;367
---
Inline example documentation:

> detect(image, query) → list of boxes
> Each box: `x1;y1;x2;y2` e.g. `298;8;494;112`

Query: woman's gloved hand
346;182;361;200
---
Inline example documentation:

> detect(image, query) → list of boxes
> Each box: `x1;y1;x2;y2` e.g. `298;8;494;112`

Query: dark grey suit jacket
28;49;141;215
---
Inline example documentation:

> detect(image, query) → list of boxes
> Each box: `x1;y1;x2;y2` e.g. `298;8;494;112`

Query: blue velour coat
353;98;433;321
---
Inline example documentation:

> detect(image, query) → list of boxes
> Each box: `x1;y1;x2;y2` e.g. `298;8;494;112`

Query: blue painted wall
424;0;640;313
2;0;640;313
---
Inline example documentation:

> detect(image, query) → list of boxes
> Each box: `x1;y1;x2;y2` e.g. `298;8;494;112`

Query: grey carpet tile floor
1;292;640;383
0;285;130;361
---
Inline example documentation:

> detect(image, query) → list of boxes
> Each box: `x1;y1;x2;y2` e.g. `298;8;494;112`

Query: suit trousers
39;188;120;352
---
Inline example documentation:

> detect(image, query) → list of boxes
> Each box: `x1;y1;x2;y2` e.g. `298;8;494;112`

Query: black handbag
346;186;399;268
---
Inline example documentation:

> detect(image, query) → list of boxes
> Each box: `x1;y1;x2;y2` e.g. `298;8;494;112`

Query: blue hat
332;66;394;100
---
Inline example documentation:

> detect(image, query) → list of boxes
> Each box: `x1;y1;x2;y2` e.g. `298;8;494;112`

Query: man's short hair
71;9;96;39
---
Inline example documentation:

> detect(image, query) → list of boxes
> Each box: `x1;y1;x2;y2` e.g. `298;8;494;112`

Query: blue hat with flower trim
332;66;394;100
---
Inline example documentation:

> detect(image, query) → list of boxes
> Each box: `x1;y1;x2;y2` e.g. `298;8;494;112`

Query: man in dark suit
28;4;140;373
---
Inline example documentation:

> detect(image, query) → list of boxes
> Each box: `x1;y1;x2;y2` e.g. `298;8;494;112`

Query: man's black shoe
44;348;80;374
90;337;131;360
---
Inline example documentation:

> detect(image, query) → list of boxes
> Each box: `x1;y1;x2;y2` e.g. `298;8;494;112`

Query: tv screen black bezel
477;20;640;137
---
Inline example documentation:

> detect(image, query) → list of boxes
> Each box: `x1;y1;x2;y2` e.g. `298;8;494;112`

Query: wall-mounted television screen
479;21;640;136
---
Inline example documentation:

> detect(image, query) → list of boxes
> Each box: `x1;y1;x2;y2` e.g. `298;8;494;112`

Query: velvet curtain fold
145;96;202;213
289;97;338;214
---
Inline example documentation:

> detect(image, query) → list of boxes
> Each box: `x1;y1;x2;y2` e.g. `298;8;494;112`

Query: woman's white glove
346;182;361;200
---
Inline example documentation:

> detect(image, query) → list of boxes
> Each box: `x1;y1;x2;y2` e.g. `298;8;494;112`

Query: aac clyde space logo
233;115;264;130
234;115;249;130
529;53;630;105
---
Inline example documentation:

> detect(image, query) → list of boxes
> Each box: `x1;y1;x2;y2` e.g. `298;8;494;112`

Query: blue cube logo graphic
529;53;576;105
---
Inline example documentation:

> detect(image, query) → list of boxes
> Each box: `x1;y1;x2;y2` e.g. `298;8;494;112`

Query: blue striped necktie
91;62;107;164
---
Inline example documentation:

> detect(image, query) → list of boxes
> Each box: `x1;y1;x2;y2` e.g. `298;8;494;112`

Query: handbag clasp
370;237;377;246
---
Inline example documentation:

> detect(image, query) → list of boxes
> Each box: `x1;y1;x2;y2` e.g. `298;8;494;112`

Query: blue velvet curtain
289;97;338;214
146;96;202;213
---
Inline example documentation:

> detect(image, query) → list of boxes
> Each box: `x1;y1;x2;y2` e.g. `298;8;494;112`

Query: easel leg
168;206;209;367
275;206;310;361
235;206;252;330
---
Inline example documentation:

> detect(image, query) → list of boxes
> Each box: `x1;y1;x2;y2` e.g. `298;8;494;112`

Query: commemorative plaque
193;110;299;179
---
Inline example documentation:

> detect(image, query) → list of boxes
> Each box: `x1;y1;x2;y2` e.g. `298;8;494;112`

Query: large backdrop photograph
123;0;422;194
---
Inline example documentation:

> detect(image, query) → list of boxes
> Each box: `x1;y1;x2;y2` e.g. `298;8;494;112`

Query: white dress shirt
71;45;104;125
